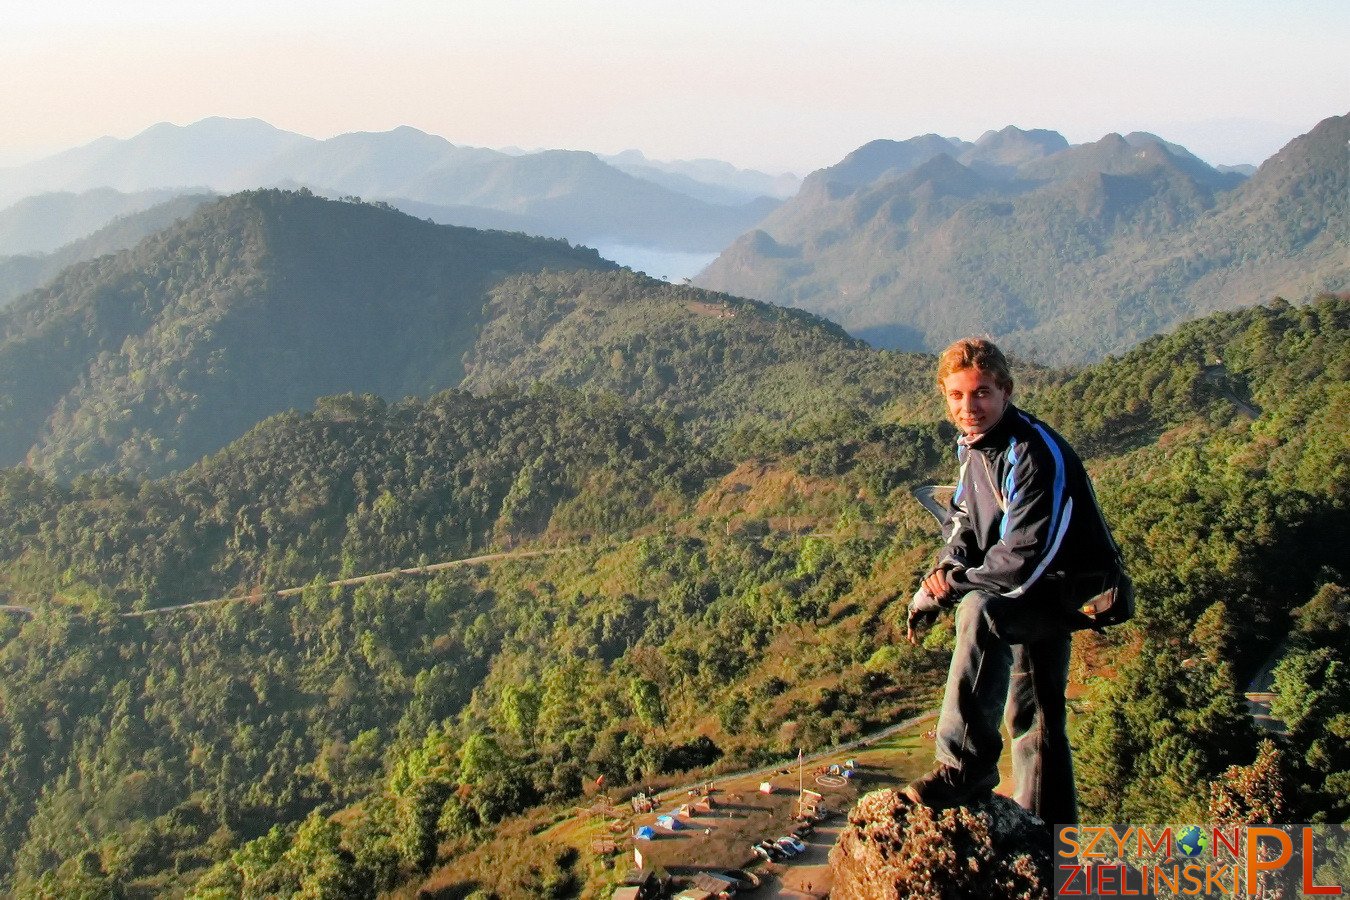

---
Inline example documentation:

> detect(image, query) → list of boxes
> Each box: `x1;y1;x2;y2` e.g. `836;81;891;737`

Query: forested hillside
0;295;1344;897
1041;296;1349;824
0;189;612;478
698;114;1348;363
0;193;216;309
0;196;950;483
460;268;938;442
0;382;952;896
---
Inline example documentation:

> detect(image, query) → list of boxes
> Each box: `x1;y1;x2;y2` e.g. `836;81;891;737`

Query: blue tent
657;814;680;830
635;826;656;841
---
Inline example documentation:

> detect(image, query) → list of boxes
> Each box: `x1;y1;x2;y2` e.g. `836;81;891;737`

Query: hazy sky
3;0;1346;173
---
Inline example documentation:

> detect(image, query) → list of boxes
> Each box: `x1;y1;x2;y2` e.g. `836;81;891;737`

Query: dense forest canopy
0;290;1345;896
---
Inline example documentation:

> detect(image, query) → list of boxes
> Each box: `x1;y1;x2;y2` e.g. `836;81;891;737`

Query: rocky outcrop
828;789;1053;899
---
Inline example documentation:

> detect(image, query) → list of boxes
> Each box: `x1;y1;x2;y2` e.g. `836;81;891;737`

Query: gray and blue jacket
938;404;1118;599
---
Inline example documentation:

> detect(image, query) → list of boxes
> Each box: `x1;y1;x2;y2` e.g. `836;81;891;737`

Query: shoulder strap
1083;477;1125;568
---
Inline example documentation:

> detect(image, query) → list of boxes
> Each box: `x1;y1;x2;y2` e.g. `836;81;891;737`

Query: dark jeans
925;587;1078;827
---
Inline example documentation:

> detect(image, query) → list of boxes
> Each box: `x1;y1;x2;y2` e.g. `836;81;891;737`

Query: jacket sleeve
946;434;1072;597
936;445;978;572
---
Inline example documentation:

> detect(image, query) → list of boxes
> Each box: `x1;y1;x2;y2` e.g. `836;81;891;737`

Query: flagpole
788;744;799;809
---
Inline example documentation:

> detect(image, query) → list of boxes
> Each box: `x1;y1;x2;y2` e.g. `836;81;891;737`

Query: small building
798;788;825;818
693;872;737;898
759;782;775;794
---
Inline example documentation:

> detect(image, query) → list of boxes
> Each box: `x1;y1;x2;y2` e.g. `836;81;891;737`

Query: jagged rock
828;788;1053;899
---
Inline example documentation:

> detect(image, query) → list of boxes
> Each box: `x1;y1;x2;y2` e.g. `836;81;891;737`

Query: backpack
1064;482;1133;632
1070;568;1134;631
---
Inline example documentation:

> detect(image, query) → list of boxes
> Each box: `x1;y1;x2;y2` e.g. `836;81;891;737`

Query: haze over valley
1;111;1344;328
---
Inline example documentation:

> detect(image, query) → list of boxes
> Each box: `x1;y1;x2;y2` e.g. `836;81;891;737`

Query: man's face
943;367;1011;437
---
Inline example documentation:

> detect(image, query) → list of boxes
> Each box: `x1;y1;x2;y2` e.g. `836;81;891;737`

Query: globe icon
1177;826;1208;858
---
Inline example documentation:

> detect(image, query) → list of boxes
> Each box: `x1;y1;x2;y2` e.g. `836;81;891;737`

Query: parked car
754;839;786;860
775;836;807;856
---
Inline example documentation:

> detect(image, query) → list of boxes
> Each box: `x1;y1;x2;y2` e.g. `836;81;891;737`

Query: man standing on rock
903;337;1121;828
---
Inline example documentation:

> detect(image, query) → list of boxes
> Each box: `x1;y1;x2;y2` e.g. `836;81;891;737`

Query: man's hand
922;567;954;603
907;588;943;645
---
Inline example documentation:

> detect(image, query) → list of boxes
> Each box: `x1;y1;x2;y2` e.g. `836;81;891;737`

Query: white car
775;836;806;856
752;841;783;861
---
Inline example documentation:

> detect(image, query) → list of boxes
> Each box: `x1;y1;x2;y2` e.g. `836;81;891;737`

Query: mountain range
5;114;1342;349
0;186;202;256
0;119;786;255
601;148;801;205
697;114;1348;363
0;189;941;481
0;114;1344;483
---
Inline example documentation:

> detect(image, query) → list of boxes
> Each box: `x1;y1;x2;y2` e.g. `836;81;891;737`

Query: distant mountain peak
974;125;1067;149
1248;112;1348;181
139;117;301;140
0;119;782;251
964;126;1068;171
901;152;982;192
610;148;650;164
1123;131;1190;154
810;134;964;190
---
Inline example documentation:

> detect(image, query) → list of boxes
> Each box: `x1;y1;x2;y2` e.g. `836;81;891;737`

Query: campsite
544;715;940;898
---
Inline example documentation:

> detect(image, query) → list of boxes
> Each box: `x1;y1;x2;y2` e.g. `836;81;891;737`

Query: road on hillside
1202;363;1261;418
911;485;954;527
1244;641;1289;733
121;548;575;618
2;551;574;620
646;711;935;808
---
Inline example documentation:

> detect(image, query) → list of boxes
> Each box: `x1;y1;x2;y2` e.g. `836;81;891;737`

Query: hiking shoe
902;764;998;809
